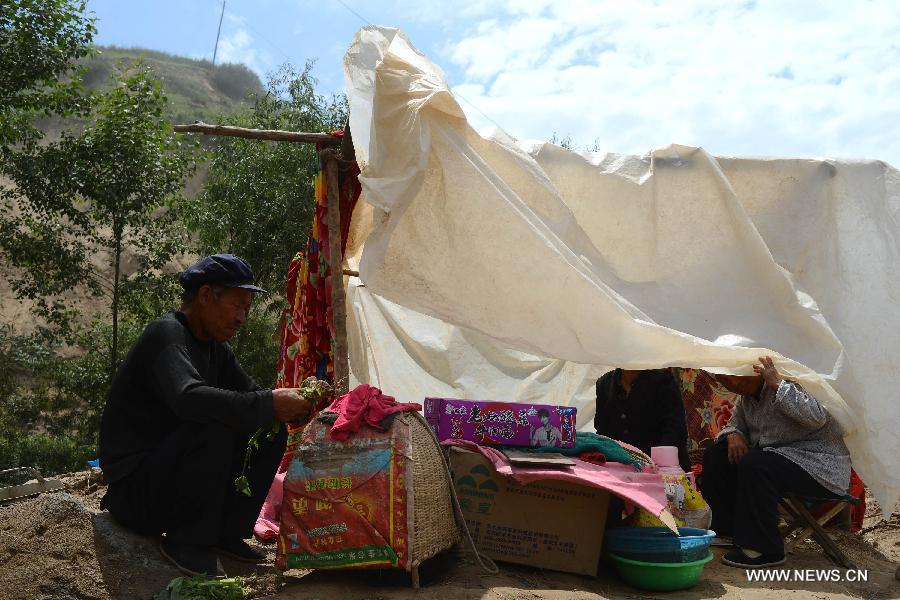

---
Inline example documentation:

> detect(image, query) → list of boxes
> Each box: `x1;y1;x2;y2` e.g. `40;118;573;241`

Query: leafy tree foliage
0;318;145;475
0;0;96;149
0;63;198;373
0;28;345;472
186;62;347;385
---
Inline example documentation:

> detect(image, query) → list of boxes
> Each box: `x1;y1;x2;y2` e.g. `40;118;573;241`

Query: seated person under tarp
594;368;690;471
595;368;691;528
702;356;851;569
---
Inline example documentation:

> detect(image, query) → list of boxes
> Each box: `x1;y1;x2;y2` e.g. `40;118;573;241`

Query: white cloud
381;0;496;27
214;14;273;75
439;0;900;165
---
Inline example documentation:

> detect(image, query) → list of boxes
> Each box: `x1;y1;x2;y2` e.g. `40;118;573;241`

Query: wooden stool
779;492;860;569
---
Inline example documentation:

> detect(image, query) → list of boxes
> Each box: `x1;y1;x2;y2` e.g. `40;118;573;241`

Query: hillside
37;45;263;138
87;46;263;121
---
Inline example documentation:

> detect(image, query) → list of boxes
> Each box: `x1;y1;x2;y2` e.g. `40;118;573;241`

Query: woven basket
407;412;461;566
277;410;461;574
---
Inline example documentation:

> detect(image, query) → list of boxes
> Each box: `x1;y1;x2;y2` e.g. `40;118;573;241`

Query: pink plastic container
651;446;680;468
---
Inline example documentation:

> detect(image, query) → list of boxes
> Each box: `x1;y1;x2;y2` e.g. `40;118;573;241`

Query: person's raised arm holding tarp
702;357;851;569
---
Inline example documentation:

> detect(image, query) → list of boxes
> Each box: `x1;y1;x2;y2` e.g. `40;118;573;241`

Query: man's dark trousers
702;442;837;556
102;421;287;545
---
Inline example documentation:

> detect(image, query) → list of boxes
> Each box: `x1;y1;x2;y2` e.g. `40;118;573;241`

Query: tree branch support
173;121;341;145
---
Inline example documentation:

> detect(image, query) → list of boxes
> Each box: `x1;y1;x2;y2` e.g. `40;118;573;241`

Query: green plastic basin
607;550;714;591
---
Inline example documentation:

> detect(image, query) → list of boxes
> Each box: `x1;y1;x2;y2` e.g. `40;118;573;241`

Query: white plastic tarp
345;279;608;425
342;26;900;514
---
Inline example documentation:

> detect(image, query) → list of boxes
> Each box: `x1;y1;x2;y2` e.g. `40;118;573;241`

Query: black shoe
722;548;785;568
215;538;267;563
159;538;226;578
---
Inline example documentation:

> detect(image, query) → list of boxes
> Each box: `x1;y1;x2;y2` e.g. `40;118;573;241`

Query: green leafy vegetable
234;376;334;496
153;575;249;600
298;376;334;408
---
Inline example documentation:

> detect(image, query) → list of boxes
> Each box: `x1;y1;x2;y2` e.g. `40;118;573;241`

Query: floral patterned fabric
255;144;361;540
274;145;361;463
672;367;739;465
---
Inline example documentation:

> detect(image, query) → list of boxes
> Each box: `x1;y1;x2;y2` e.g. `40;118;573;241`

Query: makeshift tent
339;26;900;516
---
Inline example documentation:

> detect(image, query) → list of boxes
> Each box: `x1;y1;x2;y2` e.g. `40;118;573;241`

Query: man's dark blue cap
178;254;267;294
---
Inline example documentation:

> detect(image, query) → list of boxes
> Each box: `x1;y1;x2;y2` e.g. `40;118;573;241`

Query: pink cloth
327;384;421;441
254;470;284;541
443;439;674;530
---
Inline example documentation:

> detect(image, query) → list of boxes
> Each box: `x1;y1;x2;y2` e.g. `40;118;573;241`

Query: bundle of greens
296;375;334;408
234;376;334;496
153;575;249;600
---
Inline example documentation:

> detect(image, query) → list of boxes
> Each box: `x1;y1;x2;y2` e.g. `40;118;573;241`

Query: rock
89;512;180;597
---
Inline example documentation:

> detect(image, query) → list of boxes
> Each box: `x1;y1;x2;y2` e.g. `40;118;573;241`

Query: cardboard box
424;397;576;448
448;447;608;576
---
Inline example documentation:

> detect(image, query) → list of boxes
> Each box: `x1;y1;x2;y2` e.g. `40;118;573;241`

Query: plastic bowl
604;527;715;563
608;550;714;591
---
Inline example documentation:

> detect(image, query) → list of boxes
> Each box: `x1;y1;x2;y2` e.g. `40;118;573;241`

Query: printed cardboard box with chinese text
448;447;608;576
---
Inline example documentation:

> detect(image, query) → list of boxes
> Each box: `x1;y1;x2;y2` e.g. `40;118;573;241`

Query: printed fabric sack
276;410;461;572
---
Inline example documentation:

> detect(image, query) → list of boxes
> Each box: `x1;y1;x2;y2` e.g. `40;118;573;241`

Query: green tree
0;0;96;149
0;319;145;475
186;62;346;385
0;62;198;375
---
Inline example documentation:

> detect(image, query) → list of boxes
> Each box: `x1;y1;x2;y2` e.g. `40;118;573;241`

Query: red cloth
849;470;866;532
255;134;363;540
327;384;421;441
272;148;361;469
579;451;607;466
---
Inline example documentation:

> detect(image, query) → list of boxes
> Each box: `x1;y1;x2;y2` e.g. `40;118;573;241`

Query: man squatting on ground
98;254;311;578
703;356;852;568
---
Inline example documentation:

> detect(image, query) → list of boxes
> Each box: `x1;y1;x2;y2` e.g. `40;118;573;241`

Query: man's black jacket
99;312;274;483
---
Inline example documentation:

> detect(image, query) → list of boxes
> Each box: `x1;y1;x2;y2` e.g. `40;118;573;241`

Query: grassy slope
86;46;263;121
37;45;263;138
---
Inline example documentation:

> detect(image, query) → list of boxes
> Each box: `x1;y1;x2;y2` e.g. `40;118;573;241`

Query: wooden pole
322;149;350;395
173;121;341;145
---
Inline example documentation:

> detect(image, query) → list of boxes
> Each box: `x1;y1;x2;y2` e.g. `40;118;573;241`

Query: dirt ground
0;471;898;600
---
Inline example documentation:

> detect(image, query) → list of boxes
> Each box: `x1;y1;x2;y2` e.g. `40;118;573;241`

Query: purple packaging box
424;397;576;448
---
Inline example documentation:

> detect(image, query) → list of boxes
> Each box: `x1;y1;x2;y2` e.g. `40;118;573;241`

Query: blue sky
87;0;900;166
